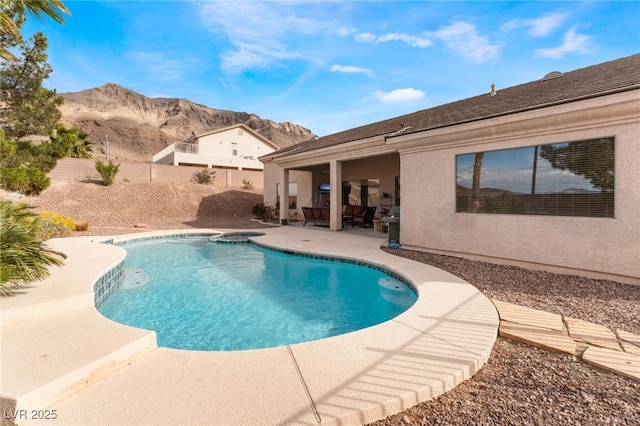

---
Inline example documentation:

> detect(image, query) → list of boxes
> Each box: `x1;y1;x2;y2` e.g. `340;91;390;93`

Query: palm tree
1;0;70;61
0;200;64;296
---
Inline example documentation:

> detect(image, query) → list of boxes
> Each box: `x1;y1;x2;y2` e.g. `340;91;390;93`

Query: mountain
59;83;316;161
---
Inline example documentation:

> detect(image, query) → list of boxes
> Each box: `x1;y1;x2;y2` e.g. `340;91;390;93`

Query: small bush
0;165;50;195
39;211;76;240
95;159;120;186
75;221;90;232
242;178;254;190
252;203;274;220
192;168;215;185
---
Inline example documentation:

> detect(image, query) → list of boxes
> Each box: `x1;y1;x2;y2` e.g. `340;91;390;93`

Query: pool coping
1;227;499;425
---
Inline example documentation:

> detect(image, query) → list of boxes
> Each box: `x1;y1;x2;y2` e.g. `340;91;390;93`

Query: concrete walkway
1;227;637;426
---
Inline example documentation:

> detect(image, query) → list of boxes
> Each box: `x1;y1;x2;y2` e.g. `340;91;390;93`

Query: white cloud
372;88;425;104
529;12;569;37
502;12;568;37
433;22;499;64
377;33;432;48
355;31;432;48
535;27;593;59
221;47;270;73
355;32;377;43
331;65;373;77
198;2;316;73
126;51;193;81
337;26;356;37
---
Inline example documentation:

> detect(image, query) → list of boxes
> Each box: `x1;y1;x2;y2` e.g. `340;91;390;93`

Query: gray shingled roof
269;54;639;159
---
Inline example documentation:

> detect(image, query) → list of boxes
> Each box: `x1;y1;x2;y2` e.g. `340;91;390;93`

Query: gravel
5;181;639;425
381;247;640;336
371;247;640;425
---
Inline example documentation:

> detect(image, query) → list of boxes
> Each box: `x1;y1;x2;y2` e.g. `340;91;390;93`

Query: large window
456;137;614;217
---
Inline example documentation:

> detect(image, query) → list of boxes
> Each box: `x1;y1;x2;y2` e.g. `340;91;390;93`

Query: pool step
1;307;156;424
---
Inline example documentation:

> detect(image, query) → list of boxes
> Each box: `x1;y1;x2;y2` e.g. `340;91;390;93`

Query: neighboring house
153;124;278;170
261;54;640;285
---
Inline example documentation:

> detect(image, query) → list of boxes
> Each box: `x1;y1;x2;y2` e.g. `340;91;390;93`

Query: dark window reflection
455;137;614;217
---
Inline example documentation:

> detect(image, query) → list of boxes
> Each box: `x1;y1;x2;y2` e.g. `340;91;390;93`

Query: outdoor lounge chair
343;204;365;227
352;206;376;228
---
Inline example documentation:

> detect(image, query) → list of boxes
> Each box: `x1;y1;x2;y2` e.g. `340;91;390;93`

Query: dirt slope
14;180;270;235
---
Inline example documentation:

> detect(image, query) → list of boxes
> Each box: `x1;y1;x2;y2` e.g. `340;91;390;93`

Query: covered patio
263;152;401;233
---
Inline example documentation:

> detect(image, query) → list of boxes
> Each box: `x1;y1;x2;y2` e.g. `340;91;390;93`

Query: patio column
329;159;342;231
279;167;289;225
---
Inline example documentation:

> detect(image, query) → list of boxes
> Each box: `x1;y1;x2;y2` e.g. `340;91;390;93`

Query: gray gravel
369;247;640;426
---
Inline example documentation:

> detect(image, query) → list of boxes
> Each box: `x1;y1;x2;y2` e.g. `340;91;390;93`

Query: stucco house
260;54;640;285
153;124;278;170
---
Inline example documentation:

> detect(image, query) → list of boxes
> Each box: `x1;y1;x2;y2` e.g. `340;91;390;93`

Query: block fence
48;158;264;188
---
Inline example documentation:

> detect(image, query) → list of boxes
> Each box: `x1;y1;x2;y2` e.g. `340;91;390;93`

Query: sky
22;0;640;137
456;146;596;194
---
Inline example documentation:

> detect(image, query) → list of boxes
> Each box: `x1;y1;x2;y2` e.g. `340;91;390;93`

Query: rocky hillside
59;83;316;161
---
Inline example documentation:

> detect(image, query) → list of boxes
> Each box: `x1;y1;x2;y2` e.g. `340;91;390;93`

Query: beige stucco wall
396;91;639;283
196;127;274;170
263;166;312;218
342;155;400;206
153;127;275;170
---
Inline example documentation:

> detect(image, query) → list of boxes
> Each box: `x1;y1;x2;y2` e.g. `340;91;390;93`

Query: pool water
98;237;417;351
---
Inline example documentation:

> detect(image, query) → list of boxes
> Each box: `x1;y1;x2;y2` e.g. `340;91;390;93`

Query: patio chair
343;204;353;227
343;204;364;227
352;206;377;228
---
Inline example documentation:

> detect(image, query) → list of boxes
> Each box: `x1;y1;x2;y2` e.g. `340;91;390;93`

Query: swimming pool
98;235;417;351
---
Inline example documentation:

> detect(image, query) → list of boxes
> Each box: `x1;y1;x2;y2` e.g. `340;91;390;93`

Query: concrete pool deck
1;227;499;425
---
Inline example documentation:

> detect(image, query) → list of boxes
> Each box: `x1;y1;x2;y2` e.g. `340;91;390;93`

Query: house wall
263;166;312;219
152;144;175;165
342;155;400;209
195;127;275;170
397;92;639;283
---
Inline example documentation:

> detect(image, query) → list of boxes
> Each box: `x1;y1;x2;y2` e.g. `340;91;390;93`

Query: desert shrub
241;178;254;190
0;166;29;192
75;221;90;232
39;211;76;239
252;202;274;220
95;159;120;186
192;168;215;185
49;124;93;159
0;200;64;296
0;165;50;195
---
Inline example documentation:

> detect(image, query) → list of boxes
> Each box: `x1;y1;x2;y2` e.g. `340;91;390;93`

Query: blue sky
456;146;597;193
23;1;640;137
